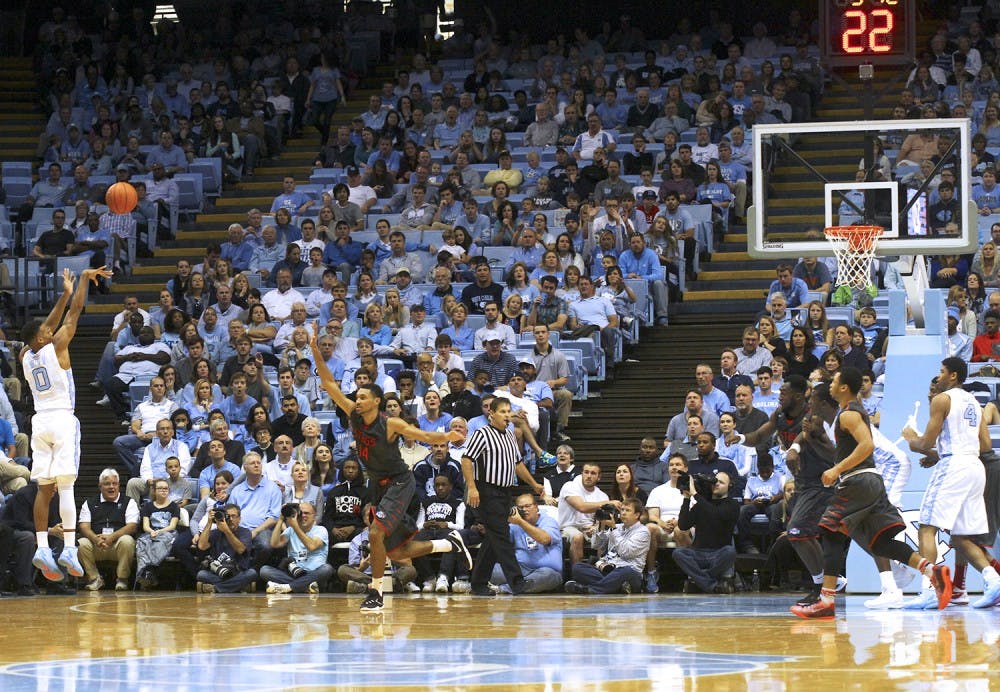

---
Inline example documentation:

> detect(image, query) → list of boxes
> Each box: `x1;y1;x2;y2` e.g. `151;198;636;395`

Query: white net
824;226;883;291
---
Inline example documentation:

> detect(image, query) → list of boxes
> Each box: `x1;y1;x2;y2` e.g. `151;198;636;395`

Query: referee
462;397;544;596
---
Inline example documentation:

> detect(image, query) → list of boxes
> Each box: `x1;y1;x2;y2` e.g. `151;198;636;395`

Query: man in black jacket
441;369;481;421
2;484;63;595
688;432;743;499
672;472;739;593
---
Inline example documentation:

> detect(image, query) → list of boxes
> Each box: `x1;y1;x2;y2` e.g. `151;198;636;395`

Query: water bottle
751;569;761;592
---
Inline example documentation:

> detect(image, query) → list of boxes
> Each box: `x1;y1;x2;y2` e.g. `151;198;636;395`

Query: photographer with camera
195;503;257;593
672;471;739;593
488;494;563;594
261;501;333;594
564;498;650;595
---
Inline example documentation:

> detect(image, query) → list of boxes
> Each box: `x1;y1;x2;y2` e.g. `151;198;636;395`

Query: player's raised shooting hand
61;268;75;294
83;266;114;283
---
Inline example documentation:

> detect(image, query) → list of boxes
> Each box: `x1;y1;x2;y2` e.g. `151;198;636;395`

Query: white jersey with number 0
938;388;981;459
22;342;75;412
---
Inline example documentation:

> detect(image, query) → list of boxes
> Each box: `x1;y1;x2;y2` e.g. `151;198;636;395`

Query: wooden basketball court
1;592;997;689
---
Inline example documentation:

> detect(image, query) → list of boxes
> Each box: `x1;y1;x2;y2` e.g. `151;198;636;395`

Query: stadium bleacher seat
189;158;222;198
2;177;31;210
175;173;204;218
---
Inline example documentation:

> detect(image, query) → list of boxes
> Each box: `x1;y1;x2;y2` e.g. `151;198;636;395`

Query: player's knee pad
870;529;912;564
821;529;849;567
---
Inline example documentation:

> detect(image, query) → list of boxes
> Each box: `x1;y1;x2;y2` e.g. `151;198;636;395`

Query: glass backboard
747;118;978;258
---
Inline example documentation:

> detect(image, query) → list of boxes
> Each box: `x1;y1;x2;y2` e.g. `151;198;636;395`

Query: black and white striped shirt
463;423;522;487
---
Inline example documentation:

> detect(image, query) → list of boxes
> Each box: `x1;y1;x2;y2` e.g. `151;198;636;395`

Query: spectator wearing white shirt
124;419;193;503
474;301;518;351
261;268;306;321
342;165;377;213
391;304;437;362
557;463;610;564
572;113;616;162
645;453;692;574
690;127;718;167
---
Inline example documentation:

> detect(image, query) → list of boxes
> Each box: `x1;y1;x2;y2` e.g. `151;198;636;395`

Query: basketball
105;181;138;215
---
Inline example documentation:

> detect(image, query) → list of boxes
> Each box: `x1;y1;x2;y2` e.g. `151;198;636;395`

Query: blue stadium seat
2;178;31;210
189;158;222;198
175;173;204;218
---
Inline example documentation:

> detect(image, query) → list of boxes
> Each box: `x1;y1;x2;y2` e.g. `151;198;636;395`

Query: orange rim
824;225;883;252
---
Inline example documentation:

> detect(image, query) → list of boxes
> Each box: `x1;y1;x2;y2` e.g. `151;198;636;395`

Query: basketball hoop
824;225;883;297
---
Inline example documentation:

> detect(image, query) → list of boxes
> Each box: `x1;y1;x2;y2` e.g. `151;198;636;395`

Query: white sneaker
950;590;969;606
96;395;110;406
84;575;105;591
435;574;449;593
422;579;435;593
901;589;938;610
266;581;292;594
451;579;472;594
835;576;848;592
404;581;421;593
865;589;904;609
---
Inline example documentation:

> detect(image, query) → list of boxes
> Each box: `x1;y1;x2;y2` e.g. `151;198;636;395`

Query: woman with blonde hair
361;302;394;344
281;461;325;520
293;417;324;467
382;288;410;335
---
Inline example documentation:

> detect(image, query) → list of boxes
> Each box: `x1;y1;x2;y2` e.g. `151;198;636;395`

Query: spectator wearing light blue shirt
228;451;283;566
618;233;670;325
271;176;314;216
766;264;810;309
366;137;403;176
972;167;1000;214
360;95;387;131
198;440;242;497
433;106;463;148
505;230;545;272
249;225;287;282
695;364;733;418
656;191;696;280
594;91;628;129
146;130;188;174
220;223;255;272
259;500;333;593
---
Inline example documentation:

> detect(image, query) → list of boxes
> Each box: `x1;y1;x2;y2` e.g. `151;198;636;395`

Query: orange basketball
105;181;138;214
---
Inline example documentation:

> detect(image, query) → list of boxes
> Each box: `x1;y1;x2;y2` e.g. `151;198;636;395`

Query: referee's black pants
470;482;525;592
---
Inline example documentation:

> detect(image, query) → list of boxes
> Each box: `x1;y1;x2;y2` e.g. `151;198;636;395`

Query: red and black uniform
818;402;904;550
787;427;835;542
350;410;418;552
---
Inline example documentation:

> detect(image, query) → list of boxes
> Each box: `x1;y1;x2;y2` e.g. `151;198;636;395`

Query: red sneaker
790;598;836;620
930;565;953;610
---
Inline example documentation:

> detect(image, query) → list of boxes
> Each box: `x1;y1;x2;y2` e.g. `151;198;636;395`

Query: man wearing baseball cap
342;165;376;212
468;330;520;389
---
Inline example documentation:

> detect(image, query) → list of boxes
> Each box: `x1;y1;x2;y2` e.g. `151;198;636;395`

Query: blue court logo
0;636;789;689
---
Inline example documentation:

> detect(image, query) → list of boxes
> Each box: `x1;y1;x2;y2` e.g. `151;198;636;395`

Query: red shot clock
819;0;916;67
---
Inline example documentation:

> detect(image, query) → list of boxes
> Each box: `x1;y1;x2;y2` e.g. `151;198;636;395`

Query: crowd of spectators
4;3;994;596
